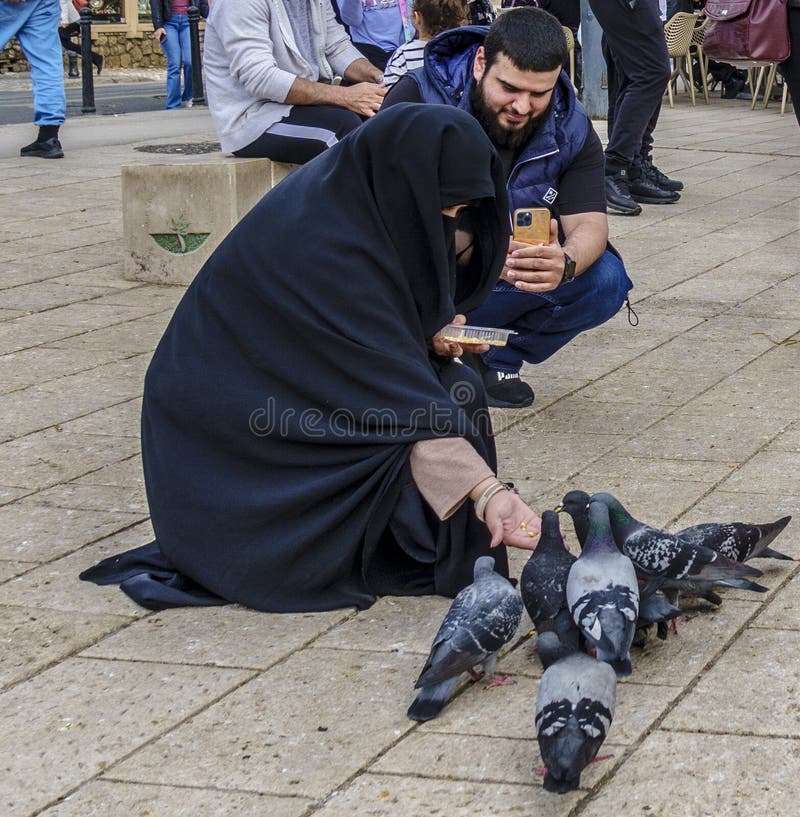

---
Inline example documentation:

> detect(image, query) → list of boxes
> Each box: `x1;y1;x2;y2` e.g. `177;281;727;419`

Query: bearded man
382;8;632;409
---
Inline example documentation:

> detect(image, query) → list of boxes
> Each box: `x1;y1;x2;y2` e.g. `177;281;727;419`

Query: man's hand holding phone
154;27;166;42
503;214;565;293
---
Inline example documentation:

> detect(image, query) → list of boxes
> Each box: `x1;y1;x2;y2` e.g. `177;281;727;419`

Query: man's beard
470;77;552;152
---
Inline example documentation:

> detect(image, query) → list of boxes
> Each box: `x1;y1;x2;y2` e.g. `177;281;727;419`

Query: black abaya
82;104;511;612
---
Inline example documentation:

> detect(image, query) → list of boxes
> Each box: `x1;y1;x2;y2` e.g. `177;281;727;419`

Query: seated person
203;0;386;164
383;0;468;87
339;0;415;72
382;9;633;408
81;104;542;614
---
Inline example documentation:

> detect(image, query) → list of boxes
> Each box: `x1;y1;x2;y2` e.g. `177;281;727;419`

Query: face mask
442;214;458;251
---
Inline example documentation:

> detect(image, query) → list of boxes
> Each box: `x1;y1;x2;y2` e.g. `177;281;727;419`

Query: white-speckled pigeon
675;516;792;563
558;491;764;606
535;631;617;794
590;492;766;599
407;555;523;722
521;510;582;653
566;500;639;677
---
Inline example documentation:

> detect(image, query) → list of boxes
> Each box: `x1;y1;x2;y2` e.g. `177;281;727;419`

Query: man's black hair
484;8;569;73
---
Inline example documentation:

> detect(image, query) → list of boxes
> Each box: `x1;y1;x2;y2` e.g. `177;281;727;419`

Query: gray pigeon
520;510;582;653
566;500;639;677
407;556;523;722
555;490;591;547
558;491;764;606
674;517;792;563
636;591;682;642
590;492;765;598
535;631;617;794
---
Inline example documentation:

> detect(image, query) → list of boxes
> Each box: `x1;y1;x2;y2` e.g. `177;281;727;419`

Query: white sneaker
181;99;193;108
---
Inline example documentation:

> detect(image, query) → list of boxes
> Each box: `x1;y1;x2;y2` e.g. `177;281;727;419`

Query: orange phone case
512;208;551;245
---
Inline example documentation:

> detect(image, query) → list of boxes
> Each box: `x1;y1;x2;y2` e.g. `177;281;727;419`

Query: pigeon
407;555;523;722
555;490;591;548
589;492;765;598
520;510;582;653
558;491;767;605
566;500;639;677
535;631;617;794
636;589;682;641
674;516;792;563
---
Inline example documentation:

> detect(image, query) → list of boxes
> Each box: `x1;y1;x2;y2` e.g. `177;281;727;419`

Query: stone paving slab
753;572;800;629
577;731;800;817
82;606;353;670
313;773;565;816
108;648;421;799
0;500;145;562
38;780;313;817
371;730;625;789
662;628;800;737
618;407;788;463
0;521;154;617
0;430;142;490
0;604;131;689
1;657;254;817
58;398;143;438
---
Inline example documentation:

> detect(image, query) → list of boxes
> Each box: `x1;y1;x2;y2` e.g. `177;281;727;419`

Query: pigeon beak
553;504;564;513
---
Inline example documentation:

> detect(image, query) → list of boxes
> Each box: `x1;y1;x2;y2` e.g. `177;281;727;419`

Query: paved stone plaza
1;94;799;817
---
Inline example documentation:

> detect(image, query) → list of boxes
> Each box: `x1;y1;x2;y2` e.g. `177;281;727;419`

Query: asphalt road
0;81;174;125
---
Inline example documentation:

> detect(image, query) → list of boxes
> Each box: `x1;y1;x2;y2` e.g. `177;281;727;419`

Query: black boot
67;53;79;78
92;52;103;76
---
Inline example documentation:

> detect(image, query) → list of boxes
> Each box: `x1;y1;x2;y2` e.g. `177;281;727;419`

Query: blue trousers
161;14;192;109
0;0;65;126
467;249;633;371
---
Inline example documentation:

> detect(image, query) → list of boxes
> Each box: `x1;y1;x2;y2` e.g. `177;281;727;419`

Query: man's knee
578;251;633;321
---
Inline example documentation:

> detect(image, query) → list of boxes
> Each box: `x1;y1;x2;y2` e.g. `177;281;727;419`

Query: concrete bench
122;153;297;286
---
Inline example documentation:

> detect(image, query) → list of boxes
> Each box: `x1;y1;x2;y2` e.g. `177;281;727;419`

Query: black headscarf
83;104;510;612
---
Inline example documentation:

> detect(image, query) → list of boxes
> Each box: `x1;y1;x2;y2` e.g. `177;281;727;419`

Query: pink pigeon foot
484;673;515;689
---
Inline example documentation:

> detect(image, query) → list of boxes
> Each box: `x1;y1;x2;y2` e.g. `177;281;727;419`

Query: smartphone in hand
512;207;550;245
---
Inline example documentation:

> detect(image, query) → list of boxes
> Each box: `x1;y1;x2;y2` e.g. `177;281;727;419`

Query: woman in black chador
83;104;542;613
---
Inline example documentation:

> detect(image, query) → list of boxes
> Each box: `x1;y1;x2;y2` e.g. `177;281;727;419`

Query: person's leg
233;105;364;163
175;14;193;103
589;0;670;173
779;6;800;129
468;250;633;367
14;0;66;158
160;17;183;109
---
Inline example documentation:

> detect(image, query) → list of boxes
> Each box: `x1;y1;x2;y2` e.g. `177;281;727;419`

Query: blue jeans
467;249;633;371
161;14;192;109
0;0;65;126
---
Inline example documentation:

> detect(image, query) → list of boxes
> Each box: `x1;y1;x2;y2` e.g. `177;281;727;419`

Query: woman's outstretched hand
484;490;541;550
430;314;489;358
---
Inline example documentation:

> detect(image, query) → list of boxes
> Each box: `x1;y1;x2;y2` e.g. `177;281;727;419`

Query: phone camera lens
517;212;532;227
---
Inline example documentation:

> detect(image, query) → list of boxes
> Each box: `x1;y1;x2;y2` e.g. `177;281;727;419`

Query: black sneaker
605;172;642;216
628;174;680;205
20;137;64;159
460;352;534;409
641;157;684;192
